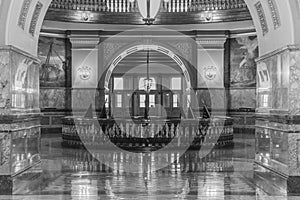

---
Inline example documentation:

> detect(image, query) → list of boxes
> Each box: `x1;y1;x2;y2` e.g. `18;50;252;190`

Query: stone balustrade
49;0;247;13
62;116;233;151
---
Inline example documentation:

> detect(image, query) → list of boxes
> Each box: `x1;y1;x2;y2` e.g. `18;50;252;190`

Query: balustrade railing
62;116;234;150
49;0;247;13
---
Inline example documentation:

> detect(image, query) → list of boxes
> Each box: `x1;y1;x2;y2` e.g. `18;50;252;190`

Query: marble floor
1;133;299;200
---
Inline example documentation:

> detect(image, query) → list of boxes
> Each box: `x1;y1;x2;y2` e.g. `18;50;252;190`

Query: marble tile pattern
0;133;11;174
288;133;300;176
230;89;256;109
0;51;10;112
1;134;297;198
40;89;66;109
10;50;40;110
230;36;258;88
289;51;300;114
72;89;98;110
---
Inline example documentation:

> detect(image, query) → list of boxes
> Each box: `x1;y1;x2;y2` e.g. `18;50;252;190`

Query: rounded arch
0;0;299;56
104;44;192;91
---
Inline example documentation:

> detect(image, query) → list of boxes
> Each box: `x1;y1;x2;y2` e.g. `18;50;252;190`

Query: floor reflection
6;134;296;199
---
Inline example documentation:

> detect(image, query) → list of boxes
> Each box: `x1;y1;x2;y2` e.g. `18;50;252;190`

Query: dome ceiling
45;0;252;24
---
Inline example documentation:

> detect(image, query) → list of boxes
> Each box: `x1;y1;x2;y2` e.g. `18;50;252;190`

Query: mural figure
230;36;258;87
38;37;66;87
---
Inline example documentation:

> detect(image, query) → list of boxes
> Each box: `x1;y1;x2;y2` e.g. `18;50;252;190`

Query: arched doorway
104;45;192;119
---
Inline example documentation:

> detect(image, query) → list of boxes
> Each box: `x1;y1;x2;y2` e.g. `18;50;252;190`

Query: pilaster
0;45;41;194
195;36;227;113
254;45;300;195
69;35;100;114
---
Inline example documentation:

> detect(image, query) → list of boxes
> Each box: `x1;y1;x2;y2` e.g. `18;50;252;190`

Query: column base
0;175;12;195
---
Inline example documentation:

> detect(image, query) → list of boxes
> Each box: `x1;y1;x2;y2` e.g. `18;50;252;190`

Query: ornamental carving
103;43;126;66
168;42;193;62
29;1;43;36
267;0;281;30
18;0;32;30
255;1;269;36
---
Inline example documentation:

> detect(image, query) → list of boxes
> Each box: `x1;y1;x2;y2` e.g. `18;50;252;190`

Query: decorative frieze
18;0;32;30
255;1;269;36
267;0;281;30
29;1;43;36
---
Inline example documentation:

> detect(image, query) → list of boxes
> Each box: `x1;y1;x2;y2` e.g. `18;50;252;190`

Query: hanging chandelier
143;50;153;93
136;0;161;25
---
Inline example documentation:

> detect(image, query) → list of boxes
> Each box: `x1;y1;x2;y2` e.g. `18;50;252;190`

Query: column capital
69;36;100;49
195;36;227;50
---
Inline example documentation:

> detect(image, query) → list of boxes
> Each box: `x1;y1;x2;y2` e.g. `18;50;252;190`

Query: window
187;94;191;107
140;94;146;108
115;94;122;108
139;77;156;90
105;95;110;108
262;94;269;107
171;77;182;90
173;94;179;108
149;94;155;107
114;77;124;90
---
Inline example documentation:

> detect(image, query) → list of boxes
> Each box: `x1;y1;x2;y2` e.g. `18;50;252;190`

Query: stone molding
195;37;227;49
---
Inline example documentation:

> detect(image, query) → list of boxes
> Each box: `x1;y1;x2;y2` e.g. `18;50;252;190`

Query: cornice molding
69;37;100;48
195;37;227;49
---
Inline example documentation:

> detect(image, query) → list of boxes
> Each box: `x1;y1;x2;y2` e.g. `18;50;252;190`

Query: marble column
69;35;100;115
0;46;41;194
195;36;227;115
255;45;300;195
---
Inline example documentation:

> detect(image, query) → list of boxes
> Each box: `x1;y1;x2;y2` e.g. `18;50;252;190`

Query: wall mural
38;36;66;87
230;36;258;88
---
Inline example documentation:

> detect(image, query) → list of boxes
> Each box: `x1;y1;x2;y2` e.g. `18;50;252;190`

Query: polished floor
2;134;299;200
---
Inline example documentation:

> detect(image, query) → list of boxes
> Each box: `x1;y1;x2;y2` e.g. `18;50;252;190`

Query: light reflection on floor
4;134;299;199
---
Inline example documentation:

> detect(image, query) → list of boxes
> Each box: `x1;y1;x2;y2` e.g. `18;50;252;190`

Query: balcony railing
62;116;234;151
49;0;247;13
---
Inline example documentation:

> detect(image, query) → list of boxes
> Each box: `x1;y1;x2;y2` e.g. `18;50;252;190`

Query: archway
1;0;299;57
104;44;192;91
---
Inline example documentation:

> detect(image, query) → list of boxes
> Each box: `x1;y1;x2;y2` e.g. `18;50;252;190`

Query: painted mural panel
230;89;256;109
38;37;66;87
40;89;65;109
230;36;258;87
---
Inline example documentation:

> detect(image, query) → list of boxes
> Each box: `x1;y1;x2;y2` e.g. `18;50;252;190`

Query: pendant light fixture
136;0;161;25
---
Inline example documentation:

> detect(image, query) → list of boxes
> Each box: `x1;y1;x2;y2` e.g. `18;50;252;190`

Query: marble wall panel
40;89;66;109
72;89;98;110
8;49;40;111
230;36;258;88
230;89;256;109
0;51;10;112
38;37;66;87
289;51;300;114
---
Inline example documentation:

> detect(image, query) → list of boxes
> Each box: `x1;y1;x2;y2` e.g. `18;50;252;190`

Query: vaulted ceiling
45;0;251;24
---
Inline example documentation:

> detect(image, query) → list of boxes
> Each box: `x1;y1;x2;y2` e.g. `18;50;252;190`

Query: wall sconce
81;12;93;21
